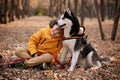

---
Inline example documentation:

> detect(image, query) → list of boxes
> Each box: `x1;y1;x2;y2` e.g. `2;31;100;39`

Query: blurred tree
94;0;105;40
74;0;78;15
48;0;57;17
0;0;31;24
100;0;106;21
63;0;66;9
0;0;3;23
9;0;15;22
49;0;52;17
80;0;85;26
68;0;71;10
111;4;120;41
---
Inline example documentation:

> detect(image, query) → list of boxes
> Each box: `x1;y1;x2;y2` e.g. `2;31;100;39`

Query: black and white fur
57;8;107;71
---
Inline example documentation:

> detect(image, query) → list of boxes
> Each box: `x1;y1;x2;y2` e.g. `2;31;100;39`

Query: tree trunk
115;0;119;17
15;0;21;19
9;0;15;22
49;0;52;17
25;0;31;17
74;0;78;15
54;0;57;17
94;0;105;40
100;0;106;21
111;5;120;41
63;0;66;9
80;0;85;26
68;0;71;9
59;0;62;15
21;0;25;18
4;0;8;23
107;1;113;19
57;0;62;17
0;2;2;23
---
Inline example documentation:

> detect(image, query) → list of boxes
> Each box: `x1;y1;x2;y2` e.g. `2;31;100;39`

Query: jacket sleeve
28;30;42;56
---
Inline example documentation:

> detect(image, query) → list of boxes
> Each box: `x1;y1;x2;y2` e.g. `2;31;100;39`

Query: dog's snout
59;24;66;28
56;19;66;28
55;21;60;27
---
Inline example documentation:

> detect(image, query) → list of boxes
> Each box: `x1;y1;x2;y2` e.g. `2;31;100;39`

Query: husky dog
57;8;109;71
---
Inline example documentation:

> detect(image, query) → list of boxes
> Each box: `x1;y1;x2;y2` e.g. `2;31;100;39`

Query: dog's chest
63;39;76;50
64;27;71;37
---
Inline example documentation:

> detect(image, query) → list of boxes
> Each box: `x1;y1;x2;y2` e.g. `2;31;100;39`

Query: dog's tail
99;57;111;63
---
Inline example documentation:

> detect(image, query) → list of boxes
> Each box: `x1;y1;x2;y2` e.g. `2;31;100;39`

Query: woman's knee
15;47;31;59
15;47;27;55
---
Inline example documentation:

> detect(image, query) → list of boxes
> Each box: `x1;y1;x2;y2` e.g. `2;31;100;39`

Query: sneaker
10;61;26;68
34;63;49;70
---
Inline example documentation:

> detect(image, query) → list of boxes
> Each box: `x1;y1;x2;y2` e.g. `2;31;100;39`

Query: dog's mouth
59;24;66;28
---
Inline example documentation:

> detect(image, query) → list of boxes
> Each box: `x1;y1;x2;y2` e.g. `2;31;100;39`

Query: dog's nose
55;21;60;27
55;21;58;24
0;55;2;58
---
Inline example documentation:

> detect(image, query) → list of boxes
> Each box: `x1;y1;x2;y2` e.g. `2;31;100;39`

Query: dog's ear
69;10;80;36
79;26;85;34
71;11;75;18
66;8;72;17
80;26;85;32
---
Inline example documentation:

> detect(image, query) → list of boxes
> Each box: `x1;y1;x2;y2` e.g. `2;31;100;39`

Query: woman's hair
49;19;57;28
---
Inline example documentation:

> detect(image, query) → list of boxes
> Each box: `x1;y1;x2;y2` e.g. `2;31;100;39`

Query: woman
10;19;64;69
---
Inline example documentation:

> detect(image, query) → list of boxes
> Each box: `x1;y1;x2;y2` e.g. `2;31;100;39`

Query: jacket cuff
30;51;37;56
31;52;37;57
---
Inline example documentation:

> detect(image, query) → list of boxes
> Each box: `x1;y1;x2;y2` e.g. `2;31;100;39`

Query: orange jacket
28;26;63;58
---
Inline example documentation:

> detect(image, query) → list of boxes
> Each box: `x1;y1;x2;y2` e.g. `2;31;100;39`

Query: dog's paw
67;67;74;72
90;66;100;70
67;69;72;72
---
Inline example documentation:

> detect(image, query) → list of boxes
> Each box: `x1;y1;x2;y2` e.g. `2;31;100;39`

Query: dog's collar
64;36;82;40
64;34;87;40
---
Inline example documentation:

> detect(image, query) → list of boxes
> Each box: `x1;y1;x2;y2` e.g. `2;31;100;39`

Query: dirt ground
0;16;120;80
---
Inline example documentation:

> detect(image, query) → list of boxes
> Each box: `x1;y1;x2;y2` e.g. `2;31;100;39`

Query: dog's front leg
59;46;68;64
68;51;80;71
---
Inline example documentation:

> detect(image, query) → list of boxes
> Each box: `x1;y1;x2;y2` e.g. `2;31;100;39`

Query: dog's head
57;8;80;36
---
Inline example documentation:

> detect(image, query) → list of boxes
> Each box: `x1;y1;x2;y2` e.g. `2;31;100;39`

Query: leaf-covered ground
0;16;120;80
